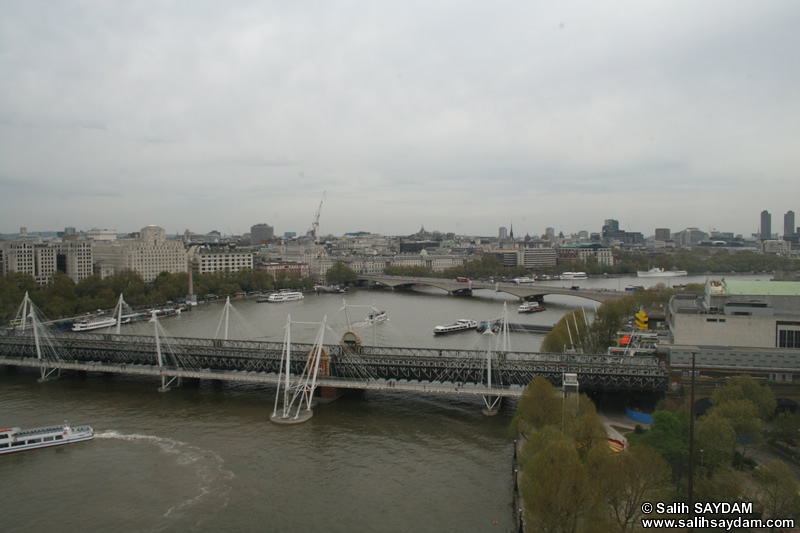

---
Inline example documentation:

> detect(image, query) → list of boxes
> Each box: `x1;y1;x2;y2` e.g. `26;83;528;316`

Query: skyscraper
784;210;796;238
760;210;771;240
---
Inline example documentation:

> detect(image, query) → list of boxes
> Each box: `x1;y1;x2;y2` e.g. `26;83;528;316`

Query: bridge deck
0;330;668;394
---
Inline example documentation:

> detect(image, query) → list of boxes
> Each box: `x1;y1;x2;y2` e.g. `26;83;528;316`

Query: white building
93;225;188;282
668;279;800;376
192;247;254;274
0;241;57;284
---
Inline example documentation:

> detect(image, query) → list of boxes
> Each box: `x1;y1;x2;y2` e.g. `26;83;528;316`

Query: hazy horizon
2;1;798;238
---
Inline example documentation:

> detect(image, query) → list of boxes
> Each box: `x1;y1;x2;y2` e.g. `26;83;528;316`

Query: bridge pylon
271;315;328;424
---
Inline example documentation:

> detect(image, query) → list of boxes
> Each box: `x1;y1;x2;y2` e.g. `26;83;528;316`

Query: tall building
93;225;187;282
251;223;274;245
760;210;771;240
655;228;670;241
498;227;508;240
56;240;93;283
0;241;57;284
785;210;796;238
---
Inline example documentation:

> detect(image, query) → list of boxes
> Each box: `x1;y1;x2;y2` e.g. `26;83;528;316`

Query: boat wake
95;431;235;521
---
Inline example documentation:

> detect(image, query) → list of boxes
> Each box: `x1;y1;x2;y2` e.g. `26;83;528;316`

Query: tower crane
311;190;326;241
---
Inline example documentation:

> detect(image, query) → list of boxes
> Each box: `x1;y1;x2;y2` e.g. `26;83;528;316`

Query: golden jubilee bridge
0;294;667;423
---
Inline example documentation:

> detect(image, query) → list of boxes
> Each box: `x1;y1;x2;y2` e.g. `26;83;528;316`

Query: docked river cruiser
0;422;94;454
433;319;478;335
265;291;305;303
518;301;546;313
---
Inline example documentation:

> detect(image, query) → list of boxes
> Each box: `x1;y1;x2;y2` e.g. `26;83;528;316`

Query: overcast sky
1;1;798;239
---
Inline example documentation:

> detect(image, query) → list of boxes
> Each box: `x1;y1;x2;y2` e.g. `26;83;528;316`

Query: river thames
0;273;770;532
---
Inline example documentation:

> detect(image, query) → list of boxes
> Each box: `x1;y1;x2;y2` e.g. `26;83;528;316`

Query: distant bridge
357;275;626;303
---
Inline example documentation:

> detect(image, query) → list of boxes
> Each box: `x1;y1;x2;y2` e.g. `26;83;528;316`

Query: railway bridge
0;323;667;422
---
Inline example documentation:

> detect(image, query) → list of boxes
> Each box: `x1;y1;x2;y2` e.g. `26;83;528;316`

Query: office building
760;210;771;240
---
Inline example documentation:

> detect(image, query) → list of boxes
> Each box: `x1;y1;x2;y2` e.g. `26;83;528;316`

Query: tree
510;376;562;437
713;400;765;468
753;460;800;527
771;410;800;446
640;408;690;491
695;411;738;475
326;262;359;285
588;445;671;532
711;375;777;421
521;439;592;533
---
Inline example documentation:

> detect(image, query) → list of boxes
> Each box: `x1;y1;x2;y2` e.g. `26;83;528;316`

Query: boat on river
266;291;305;302
433;319;478;335
560;271;588;280
0;422;93;454
637;267;688;278
71;316;130;331
518;301;545;313
365;310;388;324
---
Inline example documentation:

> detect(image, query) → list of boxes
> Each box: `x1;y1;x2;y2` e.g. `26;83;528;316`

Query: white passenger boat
0;422;94;454
560;271;588;280
71;316;130;332
433;319;478;335
511;277;535;285
266;291;305;302
518;301;546;313
364;310;388;324
636;267;688;278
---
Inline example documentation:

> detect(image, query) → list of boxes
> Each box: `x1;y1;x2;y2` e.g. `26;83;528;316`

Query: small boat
560;271;588;280
476;320;502;334
433;319;478;335
71;316;130;332
364;310;387;324
266;291;305;302
0;422;94;454
637;267;688;278
518;301;545;313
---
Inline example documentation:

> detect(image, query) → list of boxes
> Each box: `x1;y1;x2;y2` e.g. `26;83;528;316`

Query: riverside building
92;225;187;282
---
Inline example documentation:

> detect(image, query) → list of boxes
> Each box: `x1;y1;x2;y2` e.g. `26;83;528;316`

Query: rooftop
708;279;800;297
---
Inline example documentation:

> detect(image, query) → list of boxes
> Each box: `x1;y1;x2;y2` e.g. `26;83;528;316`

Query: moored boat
266;291;305;302
560;271;588;280
433;319;478;335
636;267;688;278
0;422;93;454
71;316;130;332
511;277;535;285
518;301;545;313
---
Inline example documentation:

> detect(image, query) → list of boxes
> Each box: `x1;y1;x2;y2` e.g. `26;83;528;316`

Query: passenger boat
636;267;688;278
71;316;130;332
511;277;535;285
560;271;588;280
364;310;387;324
433;319;478;335
0;422;93;454
149;307;181;318
518;301;545;313
266;291;305;302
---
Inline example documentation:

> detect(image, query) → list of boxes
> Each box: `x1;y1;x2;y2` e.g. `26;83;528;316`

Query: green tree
326;262;359;285
588;445;671;532
640;408;690;492
753;460;800;526
521;439;592;533
695;411;738;475
510;376;562;437
713;400;765;468
711;375;776;421
771;410;800;446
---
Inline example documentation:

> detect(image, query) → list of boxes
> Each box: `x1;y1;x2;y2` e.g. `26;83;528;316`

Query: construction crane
311;190;326;241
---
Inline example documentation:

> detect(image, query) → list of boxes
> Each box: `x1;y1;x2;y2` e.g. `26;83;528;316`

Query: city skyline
2;1;799;237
